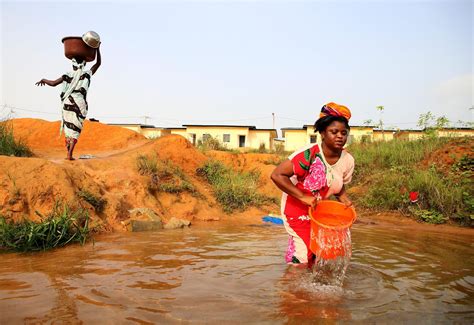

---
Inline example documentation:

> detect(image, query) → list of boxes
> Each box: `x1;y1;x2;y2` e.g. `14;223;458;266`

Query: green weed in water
0;203;90;252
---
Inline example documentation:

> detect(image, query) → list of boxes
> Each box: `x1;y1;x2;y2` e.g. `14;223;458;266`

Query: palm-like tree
376;105;385;140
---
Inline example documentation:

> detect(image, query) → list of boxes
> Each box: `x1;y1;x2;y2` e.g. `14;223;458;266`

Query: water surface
1;222;473;324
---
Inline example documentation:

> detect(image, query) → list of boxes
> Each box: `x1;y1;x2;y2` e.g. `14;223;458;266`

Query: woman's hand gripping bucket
309;200;357;260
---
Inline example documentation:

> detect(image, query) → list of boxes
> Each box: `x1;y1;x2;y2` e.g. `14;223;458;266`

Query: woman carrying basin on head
36;40;101;160
271;102;355;265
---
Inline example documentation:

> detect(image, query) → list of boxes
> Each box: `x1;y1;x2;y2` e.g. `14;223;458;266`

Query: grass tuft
0;121;33;157
197;160;277;213
0;203;90;252
137;154;158;175
197;136;231;152
137;154;199;195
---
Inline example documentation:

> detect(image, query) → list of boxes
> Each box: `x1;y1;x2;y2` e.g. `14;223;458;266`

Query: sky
1;0;472;132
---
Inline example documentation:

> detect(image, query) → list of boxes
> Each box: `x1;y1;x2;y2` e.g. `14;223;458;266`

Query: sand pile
11;118;147;151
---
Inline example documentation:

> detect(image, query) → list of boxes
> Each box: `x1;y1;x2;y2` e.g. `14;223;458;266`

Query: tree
457;119;474;128
376;105;385;140
417;111;450;137
363;119;373;126
417;111;435;130
435;116;450;129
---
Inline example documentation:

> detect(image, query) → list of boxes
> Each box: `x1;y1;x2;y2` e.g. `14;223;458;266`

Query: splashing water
311;227;352;286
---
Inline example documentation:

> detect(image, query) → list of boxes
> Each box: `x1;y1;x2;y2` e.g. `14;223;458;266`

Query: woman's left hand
337;194;353;208
336;185;353;208
341;199;353;208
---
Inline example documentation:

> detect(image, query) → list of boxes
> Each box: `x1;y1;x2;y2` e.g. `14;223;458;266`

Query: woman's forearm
271;159;317;207
271;173;304;199
91;47;101;75
44;79;56;86
36;77;62;87
336;185;352;206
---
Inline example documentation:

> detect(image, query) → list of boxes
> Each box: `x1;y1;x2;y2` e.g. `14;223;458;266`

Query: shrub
197;136;228;151
359;173;407;210
409;208;447;224
137;155;198;195
0;203;90;252
0;121;33;157
137;154;158;175
197;160;276;213
407;168;463;217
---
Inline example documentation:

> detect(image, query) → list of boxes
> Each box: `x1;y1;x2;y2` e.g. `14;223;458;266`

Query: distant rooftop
183;124;257;129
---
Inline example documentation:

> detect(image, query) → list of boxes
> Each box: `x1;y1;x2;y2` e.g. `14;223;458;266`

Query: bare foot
65;157;76;161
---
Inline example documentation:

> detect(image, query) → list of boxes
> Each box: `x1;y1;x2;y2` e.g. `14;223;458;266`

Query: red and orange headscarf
319;102;351;121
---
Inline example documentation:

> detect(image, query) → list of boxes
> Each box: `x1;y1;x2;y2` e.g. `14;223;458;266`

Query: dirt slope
0;119;279;231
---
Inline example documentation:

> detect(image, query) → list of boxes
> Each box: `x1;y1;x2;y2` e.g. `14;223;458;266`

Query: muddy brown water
1;222;473;324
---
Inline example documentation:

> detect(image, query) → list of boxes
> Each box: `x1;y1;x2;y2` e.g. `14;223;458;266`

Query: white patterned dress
60;61;92;140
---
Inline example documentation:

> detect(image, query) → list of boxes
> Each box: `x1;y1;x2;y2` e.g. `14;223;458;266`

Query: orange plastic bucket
309;200;357;259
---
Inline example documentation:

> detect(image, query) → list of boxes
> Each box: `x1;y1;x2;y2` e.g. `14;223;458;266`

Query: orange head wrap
319;102;351;121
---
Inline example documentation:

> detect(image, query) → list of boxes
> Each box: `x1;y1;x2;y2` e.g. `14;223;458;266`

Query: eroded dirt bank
0;119;280;231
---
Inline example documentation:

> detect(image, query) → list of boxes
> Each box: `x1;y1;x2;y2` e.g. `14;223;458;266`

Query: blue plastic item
262;216;284;225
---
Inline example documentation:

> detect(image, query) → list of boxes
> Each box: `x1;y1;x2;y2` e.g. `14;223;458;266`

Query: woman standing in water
271;102;355;265
36;45;101;160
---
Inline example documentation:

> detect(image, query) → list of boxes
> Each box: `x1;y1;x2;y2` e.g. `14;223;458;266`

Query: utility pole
272;112;278;138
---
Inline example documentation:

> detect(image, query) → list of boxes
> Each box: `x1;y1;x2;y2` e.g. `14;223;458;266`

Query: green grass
197;136;230;152
349;137;449;181
137;154;199;195
137;154;158;175
348;137;473;225
0;121;33;157
0;203;90;252
197;160;277;213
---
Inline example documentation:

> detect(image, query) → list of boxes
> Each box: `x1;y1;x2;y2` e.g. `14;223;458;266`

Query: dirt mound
421;138;473;171
11;118;147;151
0;128;280;231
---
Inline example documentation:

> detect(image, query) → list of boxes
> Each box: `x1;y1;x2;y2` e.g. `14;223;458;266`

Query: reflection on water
1;222;473;323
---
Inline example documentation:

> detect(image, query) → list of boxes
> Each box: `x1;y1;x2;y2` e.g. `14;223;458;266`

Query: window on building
189;133;196;145
310;135;317;143
223;134;230;143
